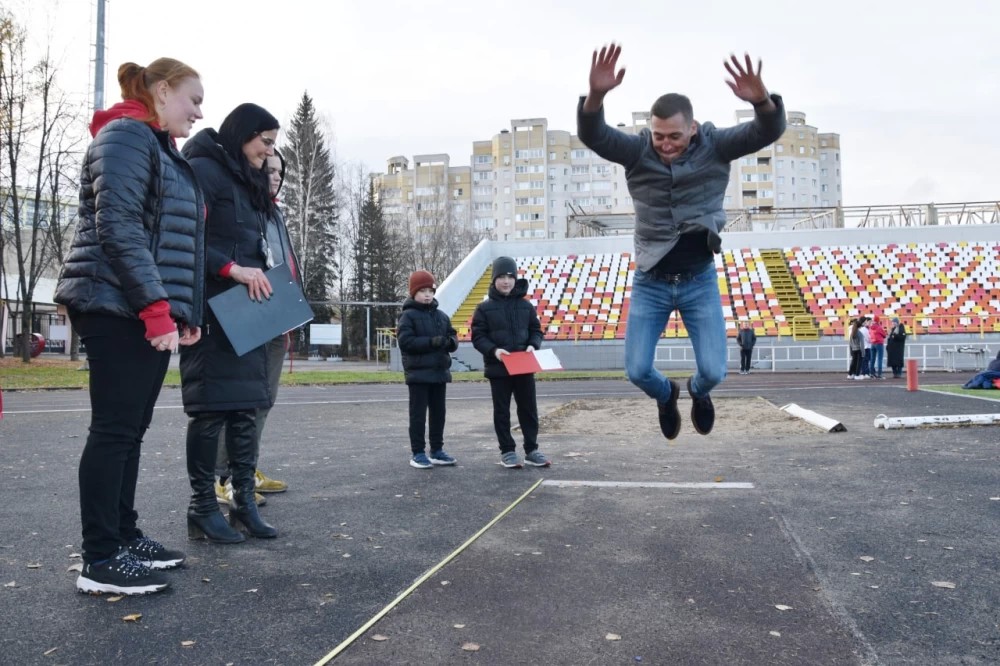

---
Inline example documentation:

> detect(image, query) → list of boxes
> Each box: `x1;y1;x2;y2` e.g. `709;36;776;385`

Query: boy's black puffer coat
471;279;543;379
397;298;458;384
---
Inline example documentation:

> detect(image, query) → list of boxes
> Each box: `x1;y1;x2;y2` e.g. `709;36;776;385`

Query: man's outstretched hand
724;53;774;112
584;42;626;112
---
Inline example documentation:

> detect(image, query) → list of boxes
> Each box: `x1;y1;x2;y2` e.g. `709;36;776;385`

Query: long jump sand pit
539;396;821;439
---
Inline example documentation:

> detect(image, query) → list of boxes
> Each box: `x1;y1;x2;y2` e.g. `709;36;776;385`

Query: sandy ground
539;395;820;440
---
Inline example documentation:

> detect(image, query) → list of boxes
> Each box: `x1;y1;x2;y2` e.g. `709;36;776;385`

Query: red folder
500;349;563;375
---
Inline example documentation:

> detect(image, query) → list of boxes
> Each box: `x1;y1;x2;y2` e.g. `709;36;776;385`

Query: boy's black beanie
492;256;517;281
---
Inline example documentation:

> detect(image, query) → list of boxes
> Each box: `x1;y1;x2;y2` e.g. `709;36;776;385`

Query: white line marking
542;480;754;489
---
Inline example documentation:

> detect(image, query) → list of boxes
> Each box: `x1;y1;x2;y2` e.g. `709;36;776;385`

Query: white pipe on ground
874;413;1000;429
780;403;847;432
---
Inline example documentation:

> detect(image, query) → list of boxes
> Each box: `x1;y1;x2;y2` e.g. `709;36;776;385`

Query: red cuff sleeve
138;300;176;339
219;261;236;278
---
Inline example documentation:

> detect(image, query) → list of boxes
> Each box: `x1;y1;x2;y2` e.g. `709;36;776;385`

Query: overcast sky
13;0;1000;206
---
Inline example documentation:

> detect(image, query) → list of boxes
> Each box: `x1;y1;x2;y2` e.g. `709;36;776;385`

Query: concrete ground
0;374;998;665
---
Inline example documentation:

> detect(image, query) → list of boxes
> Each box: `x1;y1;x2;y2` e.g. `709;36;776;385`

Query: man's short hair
651;93;693;123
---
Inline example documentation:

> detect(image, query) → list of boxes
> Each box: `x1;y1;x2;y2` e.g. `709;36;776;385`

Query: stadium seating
786;241;1000;335
451;241;1000;341
721;248;787;337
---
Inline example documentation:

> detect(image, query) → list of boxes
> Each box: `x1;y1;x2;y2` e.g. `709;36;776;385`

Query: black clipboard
207;262;314;356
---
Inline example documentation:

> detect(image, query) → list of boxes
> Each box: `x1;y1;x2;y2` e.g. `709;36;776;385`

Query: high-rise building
373;108;840;240
725;110;842;211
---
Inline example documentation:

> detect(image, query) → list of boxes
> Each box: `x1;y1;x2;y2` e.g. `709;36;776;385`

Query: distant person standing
576;42;786;439
869;315;887;379
886;317;908;378
858;317;872;378
736;321;757;375
847;318;864;380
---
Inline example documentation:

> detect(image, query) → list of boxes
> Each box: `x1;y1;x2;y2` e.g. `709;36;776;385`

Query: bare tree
0;14;84;361
405;175;490;280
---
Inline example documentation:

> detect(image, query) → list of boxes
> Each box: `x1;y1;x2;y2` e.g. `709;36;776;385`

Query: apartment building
725;110;842;211
374;108;839;240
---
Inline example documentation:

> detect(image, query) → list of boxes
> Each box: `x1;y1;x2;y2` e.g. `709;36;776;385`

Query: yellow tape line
314;477;545;665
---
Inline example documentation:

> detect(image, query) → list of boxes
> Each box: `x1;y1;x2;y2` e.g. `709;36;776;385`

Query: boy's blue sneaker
409;453;433;469
429;450;457;466
500;451;522;468
523;450;550;467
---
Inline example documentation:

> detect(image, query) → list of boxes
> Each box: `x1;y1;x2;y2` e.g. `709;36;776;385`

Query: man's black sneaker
687;377;715;435
657;379;681;440
127;534;186;570
76;547;170;596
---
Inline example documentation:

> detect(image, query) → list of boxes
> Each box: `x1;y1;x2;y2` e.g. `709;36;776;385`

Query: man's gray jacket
577;94;786;272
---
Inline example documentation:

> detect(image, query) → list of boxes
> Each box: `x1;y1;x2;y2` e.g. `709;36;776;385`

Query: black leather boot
186;413;245;544
228;488;277;538
226;410;277;539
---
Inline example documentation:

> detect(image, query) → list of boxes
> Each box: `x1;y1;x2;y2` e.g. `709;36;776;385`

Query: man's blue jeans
624;264;728;402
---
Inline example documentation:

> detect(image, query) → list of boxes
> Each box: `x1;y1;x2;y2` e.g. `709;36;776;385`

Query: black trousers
216;335;285;477
489;374;539;454
739;348;753;372
848;350;862;376
408;383;447;454
72;312;171;563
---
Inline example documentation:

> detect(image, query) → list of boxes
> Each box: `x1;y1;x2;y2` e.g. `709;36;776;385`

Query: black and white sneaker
76;547;170;596
127;534;186;570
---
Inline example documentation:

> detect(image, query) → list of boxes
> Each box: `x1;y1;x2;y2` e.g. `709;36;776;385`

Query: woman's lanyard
255;210;276;269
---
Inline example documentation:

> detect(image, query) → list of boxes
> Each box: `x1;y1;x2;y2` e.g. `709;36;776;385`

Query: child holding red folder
471;257;550;469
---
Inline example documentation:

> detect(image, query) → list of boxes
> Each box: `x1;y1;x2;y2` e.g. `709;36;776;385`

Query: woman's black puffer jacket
178;129;272;414
54;118;205;325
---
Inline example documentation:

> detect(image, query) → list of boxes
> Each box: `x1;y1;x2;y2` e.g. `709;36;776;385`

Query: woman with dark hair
886;317;908;378
54;57;206;595
180;103;282;542
847;318;864;380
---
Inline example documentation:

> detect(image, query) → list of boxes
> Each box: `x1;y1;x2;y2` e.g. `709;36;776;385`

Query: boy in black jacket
471;257;550;469
397;270;459;469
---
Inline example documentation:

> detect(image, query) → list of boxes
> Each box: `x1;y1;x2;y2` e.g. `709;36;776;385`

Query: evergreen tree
344;179;408;357
281;92;339;338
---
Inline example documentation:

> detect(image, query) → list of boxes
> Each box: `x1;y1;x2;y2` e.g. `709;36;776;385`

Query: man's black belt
646;263;711;283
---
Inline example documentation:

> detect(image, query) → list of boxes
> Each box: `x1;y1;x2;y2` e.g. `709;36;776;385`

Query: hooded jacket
182;128;273;297
178;127;274;413
55;101;206;326
471;279;543;379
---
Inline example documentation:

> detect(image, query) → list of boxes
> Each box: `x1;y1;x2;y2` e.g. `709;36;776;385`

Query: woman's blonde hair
116;58;199;122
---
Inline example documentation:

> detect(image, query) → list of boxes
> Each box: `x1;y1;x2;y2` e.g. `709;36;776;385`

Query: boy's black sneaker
127;533;186;570
76;547;170;596
657;379;681;440
687;377;715;435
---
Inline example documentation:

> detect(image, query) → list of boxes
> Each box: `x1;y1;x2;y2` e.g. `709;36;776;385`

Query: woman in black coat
54;58;205;596
179;103;282;542
886;317;907;378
